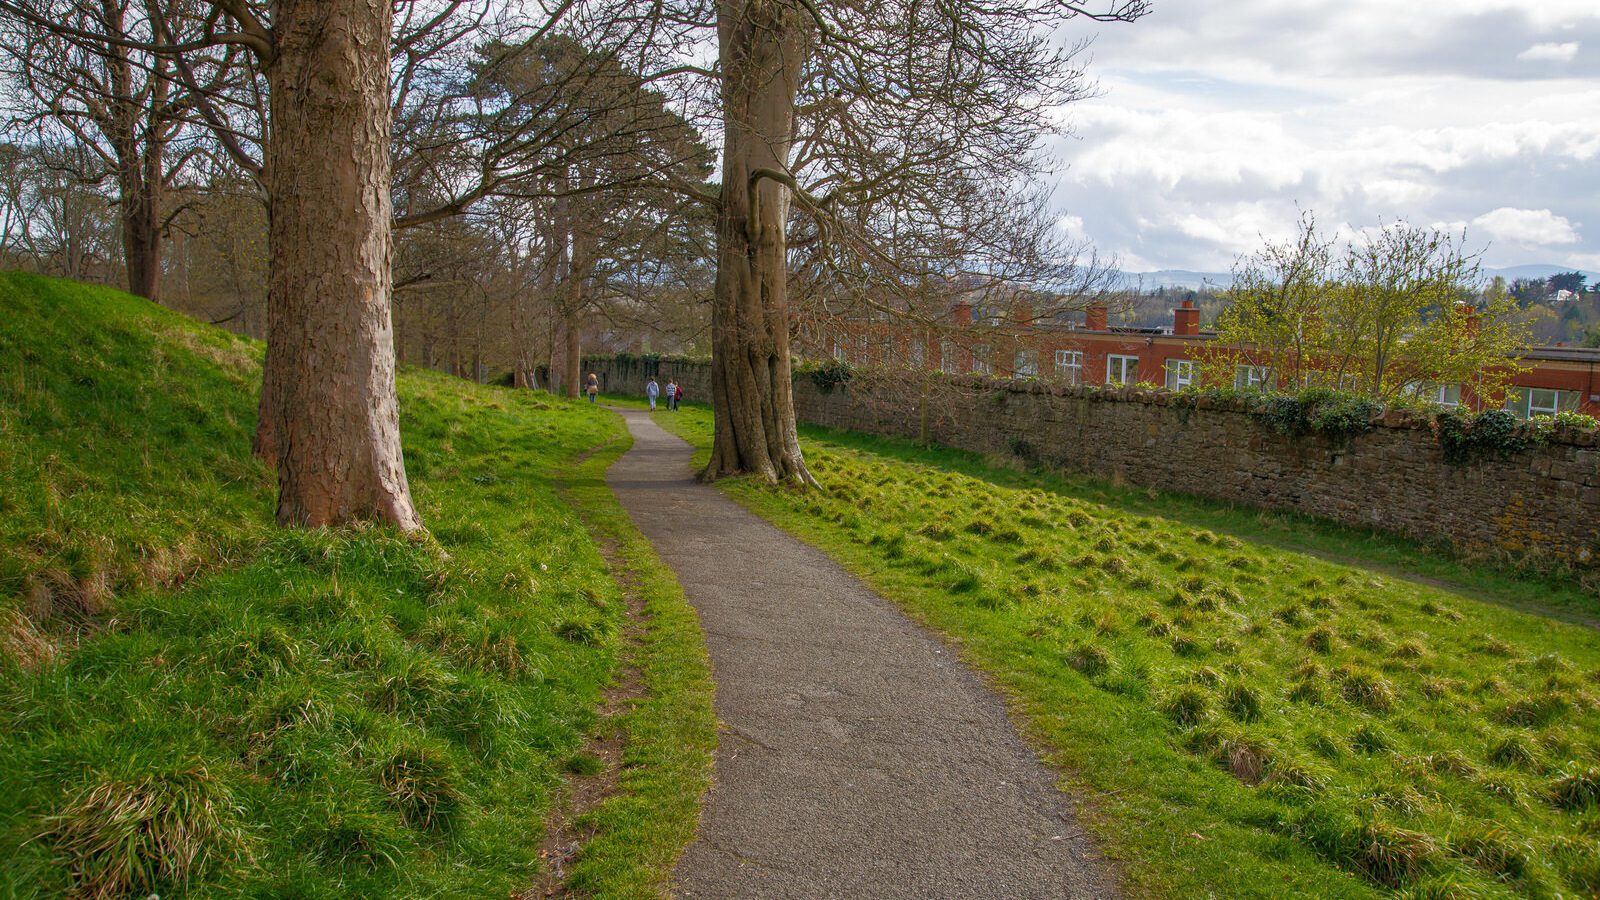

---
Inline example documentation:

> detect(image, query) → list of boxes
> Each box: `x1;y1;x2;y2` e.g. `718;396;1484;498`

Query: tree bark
256;0;421;531
704;2;815;485
100;5;165;302
118;151;161;301
558;311;582;399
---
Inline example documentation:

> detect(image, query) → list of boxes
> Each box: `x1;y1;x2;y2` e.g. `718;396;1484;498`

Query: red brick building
812;299;1600;417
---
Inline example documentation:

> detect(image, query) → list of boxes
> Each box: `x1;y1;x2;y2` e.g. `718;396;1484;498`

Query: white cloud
1055;214;1085;234
1043;0;1600;272
1470;208;1581;245
1517;42;1581;63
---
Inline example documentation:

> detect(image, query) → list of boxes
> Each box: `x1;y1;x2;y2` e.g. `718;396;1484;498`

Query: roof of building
1520;345;1600;363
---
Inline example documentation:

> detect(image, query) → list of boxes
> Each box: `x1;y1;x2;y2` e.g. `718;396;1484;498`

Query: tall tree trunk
256;0;420;531
511;279;536;388
558;312;582;399
705;3;815;485
100;4;162;302
119;154;161;301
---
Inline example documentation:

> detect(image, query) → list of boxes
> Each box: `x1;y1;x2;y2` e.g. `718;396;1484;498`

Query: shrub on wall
802;358;855;394
1255;387;1380;442
1436;409;1526;464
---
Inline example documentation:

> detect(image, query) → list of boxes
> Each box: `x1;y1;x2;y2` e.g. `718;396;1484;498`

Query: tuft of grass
1221;681;1264;722
310;809;406;870
1302;625;1338;654
1336;666;1397;713
40;761;244;899
1486;732;1539;770
1451;825;1530;881
377;739;463;829
1066;642;1114;678
1349;723;1394;755
1493;691;1572;728
1159;685;1210;726
1348;817;1442;888
1548;767;1600;811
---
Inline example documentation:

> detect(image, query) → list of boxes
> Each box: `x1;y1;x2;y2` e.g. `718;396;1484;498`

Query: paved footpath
605;408;1117;899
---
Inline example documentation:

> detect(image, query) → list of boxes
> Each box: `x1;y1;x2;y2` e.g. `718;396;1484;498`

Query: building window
939;341;955;372
1055;350;1082;383
832;340;846;362
1507;387;1575;418
1014;350;1038;377
910;340;925;368
1164;359;1195;391
1107;354;1139;386
1235;365;1271;391
972;345;991;375
1405;381;1461;408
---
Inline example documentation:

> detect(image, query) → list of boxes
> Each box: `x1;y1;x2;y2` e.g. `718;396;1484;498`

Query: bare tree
581;0;1147;485
0;1;631;530
0;0;227;300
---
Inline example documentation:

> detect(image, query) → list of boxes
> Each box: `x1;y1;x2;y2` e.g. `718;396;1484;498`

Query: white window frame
1527;388;1561;418
972;345;991;375
1235;364;1270;391
1014;350;1038;377
1164;359;1195;391
1107;354;1140;386
1429;383;1461;408
1055;349;1082;384
1505;387;1576;418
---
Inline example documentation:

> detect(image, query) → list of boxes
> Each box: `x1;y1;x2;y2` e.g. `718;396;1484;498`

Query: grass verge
542;428;717;895
0;274;710;897
646;400;1600;899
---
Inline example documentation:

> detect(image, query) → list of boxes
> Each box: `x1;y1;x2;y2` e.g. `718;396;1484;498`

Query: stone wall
586;356;1600;564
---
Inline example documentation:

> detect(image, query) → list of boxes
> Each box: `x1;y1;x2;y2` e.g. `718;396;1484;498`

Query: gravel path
605;408;1118;899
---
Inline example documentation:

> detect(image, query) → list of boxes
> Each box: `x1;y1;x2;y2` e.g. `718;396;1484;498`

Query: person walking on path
585;373;599;404
646;377;660;411
666;379;679;411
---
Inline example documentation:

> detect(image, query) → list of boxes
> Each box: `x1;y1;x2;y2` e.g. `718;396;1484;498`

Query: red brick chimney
952;300;973;328
1084;303;1109;331
1173;299;1199;337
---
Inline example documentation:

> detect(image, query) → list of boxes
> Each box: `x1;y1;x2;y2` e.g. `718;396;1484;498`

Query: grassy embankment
638;398;1600;898
0;273;713;898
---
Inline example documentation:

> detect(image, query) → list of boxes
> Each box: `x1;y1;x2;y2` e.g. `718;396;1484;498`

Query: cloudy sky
1048;0;1600;274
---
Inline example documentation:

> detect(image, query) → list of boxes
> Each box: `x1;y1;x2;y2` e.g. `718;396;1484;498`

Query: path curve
605;408;1117;899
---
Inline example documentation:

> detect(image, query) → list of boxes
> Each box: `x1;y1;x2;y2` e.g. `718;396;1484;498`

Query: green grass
0;274;712;898
546;430;717;895
647;400;1600;898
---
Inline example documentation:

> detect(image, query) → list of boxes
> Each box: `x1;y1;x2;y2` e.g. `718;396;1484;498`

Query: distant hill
1112;264;1599;293
1114;270;1233;291
1484;264;1600;284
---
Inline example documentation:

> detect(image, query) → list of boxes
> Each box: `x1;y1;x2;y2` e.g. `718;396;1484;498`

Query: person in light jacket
645;377;660;411
666;379;679;411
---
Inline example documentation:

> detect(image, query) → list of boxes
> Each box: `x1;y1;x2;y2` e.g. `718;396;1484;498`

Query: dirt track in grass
605;407;1117;899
